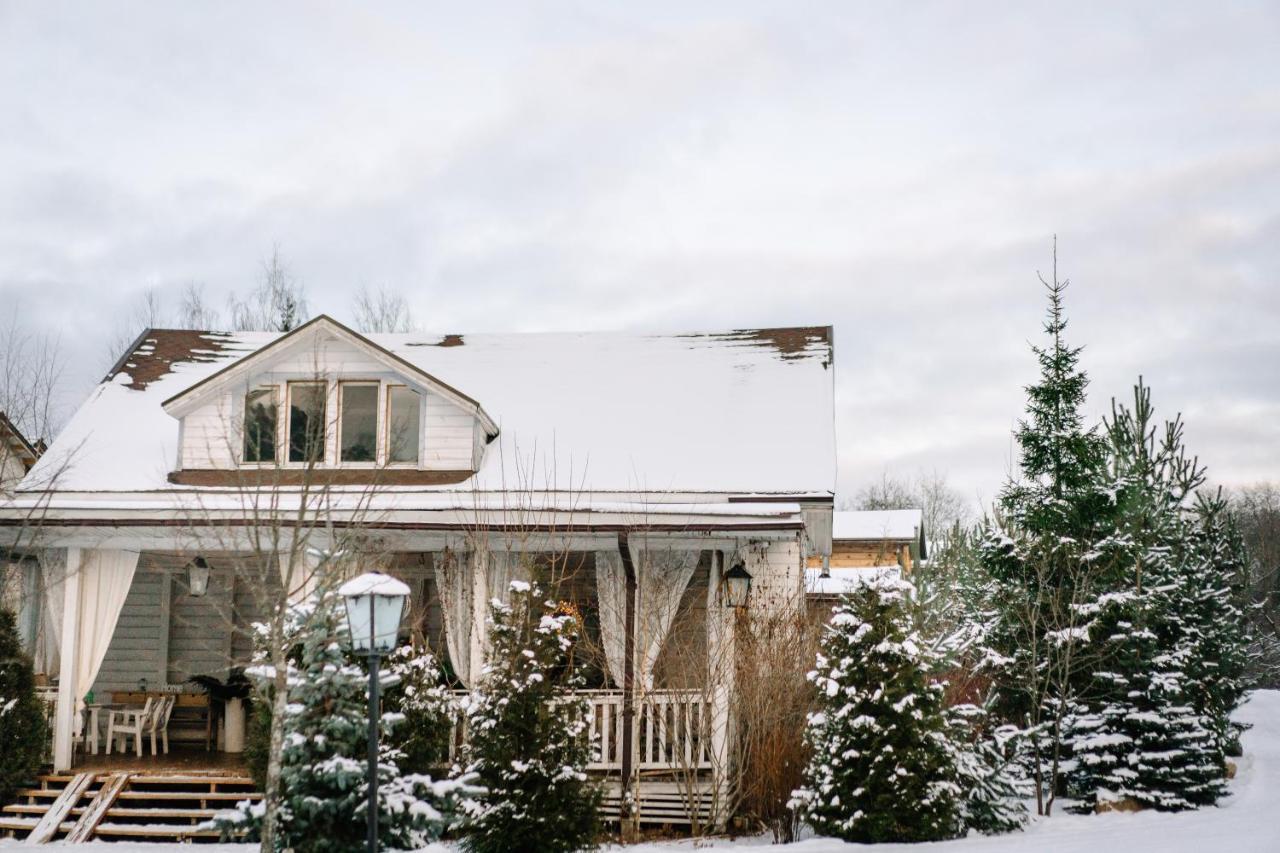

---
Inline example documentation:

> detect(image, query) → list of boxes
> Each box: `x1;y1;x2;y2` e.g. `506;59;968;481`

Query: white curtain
484;551;530;609
73;549;140;716
594;549;627;688
435;549;473;687
39;549;66;677
627;542;700;691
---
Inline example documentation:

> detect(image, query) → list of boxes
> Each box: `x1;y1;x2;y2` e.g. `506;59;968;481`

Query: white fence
452;689;713;772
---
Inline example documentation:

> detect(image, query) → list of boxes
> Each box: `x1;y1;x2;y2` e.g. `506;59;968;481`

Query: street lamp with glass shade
338;572;410;853
186;556;211;598
722;558;753;608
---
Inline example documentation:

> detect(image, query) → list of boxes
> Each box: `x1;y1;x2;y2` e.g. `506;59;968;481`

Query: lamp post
339;572;409;853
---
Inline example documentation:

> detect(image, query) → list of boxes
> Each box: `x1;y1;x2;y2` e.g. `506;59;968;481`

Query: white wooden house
0;316;835;823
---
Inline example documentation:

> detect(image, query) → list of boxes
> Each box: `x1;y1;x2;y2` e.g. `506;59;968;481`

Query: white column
469;548;489;680
705;549;737;828
53;547;82;772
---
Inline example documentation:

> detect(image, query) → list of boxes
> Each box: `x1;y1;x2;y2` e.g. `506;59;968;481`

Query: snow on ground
9;690;1279;853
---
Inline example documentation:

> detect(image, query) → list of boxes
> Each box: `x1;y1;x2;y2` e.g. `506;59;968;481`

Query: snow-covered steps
0;771;258;844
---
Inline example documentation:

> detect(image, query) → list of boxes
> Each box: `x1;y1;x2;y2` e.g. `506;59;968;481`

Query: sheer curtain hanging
72;549;140;718
435;548;474;687
594;549;628;688
627;542;700;691
39;549;66;677
484;550;530;608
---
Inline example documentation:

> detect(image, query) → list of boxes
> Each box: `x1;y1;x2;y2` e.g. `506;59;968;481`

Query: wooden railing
451;689;713;772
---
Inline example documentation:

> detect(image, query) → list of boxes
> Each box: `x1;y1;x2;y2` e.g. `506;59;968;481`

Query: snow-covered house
0;315;835;821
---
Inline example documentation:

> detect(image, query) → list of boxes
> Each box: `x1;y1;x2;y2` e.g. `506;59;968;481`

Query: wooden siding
179;395;235;470
806;539;915;570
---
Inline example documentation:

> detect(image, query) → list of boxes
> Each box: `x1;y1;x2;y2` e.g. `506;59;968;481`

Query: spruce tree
0;607;46;802
793;577;963;843
218;591;476;850
462;580;601;853
385;643;457;774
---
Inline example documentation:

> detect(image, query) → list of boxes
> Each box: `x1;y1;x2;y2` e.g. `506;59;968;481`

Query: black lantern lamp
723;558;753;608
186;556;211;598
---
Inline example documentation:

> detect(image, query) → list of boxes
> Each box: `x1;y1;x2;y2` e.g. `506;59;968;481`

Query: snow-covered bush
792;576;964;843
217;590;477;851
0;607;46;802
461;580;601;853
385;643;457;774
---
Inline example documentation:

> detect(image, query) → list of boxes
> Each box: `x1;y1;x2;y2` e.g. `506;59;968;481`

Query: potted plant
188;669;251;752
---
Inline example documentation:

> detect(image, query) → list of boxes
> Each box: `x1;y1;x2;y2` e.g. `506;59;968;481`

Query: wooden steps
1;772;258;844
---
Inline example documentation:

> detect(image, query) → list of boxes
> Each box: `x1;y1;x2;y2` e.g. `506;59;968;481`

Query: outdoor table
82;702;126;755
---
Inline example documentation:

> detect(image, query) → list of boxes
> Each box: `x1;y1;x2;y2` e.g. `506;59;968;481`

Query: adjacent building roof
0;411;41;472
832;509;923;541
21;323;836;497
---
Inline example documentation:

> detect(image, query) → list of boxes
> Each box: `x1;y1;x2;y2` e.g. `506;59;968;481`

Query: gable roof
23;324;836;496
159;315;499;438
832;509;927;558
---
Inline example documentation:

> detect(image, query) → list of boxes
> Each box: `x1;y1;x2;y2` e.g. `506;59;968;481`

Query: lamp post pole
366;597;379;853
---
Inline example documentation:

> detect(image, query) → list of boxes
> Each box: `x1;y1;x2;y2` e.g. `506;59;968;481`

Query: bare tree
177;282;222;329
0;305;65;452
352;285;415;334
848;469;971;543
228;245;309;332
104;287;168;367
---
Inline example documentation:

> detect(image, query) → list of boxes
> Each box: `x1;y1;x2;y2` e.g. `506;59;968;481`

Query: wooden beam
27;772;93;843
65;772;131;843
53;548;82;772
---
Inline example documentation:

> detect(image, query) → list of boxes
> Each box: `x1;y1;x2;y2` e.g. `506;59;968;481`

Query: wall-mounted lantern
187;556;211;598
723;558;753;609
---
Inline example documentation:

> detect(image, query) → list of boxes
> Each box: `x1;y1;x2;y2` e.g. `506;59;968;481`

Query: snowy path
7;690;1278;852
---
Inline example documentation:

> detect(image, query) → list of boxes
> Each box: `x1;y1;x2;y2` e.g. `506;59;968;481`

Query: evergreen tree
793;576;963;843
945;705;1030;835
385;643;457;774
218;591;475;850
0;607;46;802
462;580;600;853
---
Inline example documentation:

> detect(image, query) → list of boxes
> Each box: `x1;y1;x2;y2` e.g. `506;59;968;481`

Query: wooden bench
110;692;213;751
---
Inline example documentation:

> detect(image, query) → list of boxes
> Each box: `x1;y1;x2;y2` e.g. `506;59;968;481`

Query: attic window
288;382;327;463
243;387;278;463
387;386;421;464
340;383;379;463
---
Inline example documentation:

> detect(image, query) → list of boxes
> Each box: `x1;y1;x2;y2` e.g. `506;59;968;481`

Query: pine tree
945;705;1029;835
462;580;601;853
793;577;963;843
218;591;476;850
0;607;46;802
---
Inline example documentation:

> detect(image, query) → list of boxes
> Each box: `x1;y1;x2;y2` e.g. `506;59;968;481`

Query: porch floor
69;747;248;775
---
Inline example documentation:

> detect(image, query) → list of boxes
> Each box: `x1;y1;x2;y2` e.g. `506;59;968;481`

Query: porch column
53;548;82;771
469;549;488;681
705;549;737;829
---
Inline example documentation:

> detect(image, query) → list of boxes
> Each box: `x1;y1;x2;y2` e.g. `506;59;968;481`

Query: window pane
387;386;420;464
288;383;327;463
243;388;277;463
340;385;379;462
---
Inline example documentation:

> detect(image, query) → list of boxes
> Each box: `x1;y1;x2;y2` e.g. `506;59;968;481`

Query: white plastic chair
148;695;176;755
107;697;154;757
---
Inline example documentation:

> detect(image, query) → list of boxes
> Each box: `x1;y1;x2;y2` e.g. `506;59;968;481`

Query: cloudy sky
1;1;1277;507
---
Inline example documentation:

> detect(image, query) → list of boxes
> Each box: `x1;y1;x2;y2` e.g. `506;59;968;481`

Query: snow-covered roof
21;323;835;497
805;565;902;597
832;509;923;541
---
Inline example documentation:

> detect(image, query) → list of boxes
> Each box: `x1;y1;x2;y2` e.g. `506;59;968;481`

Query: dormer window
340;383;379;463
243;387;278;463
387;385;421;464
288;382;327;463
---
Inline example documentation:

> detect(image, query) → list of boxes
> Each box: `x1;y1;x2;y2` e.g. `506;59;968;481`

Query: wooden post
617;532;639;833
705;549;736;829
53;547;83;772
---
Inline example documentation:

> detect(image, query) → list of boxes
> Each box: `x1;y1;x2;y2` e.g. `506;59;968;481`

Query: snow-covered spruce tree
1065;381;1237;811
217;590;476;851
0;607;46;802
976;263;1123;812
793;576;963;843
462;580;600;853
945;704;1030;835
385;643;457;774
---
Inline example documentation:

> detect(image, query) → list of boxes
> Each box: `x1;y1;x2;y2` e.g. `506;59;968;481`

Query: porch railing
450;689;713;772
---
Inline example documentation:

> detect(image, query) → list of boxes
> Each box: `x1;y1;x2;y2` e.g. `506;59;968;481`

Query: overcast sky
1;1;1277;507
